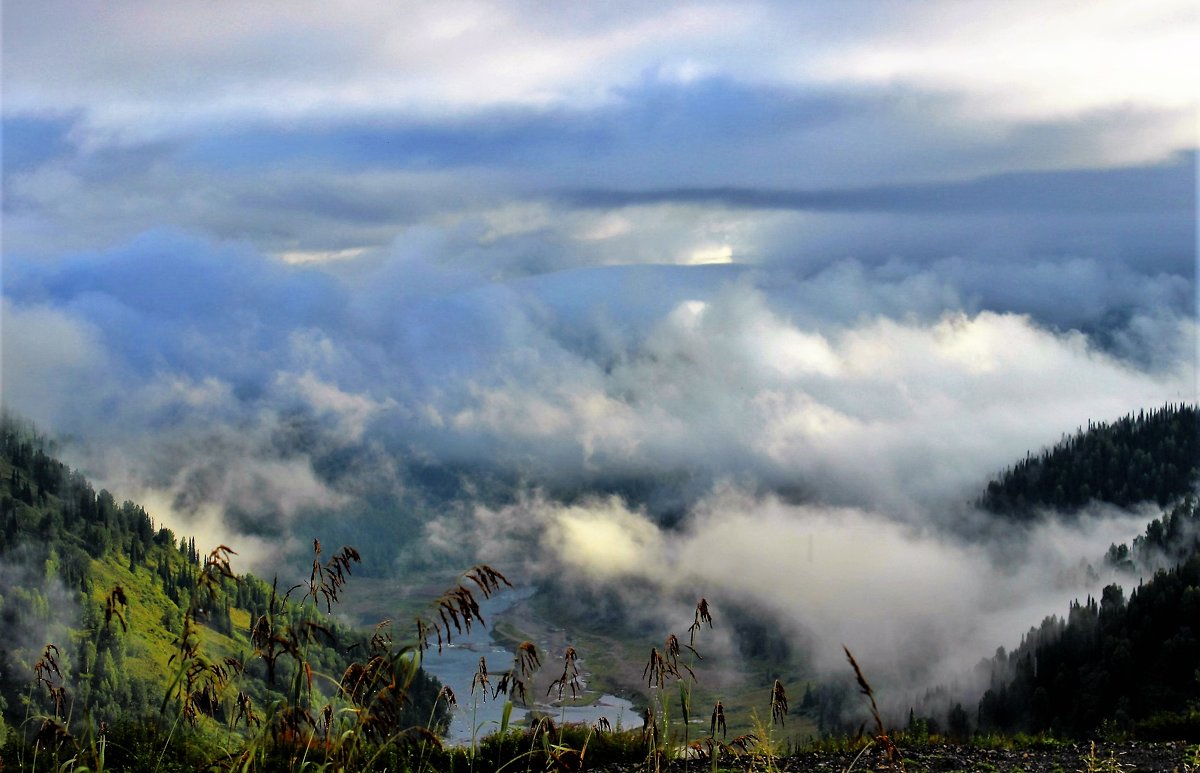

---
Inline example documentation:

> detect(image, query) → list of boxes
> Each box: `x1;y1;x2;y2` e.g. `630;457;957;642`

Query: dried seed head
770;679;789;726
34;643;62;685
465;564;512;599
493;670;530;705
665;634;681;662
729;733;758;752
417;565;511;651
843;645;888;741
369;619;394;656
104;586;129;632
643;647;666;689
710;699;727;739
688;598;714;645
301;541;360;612
516;640;541;678
321;703;333;736
548;645;583;701
471;656;490;698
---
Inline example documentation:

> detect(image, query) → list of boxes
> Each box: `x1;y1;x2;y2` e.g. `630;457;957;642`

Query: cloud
820;1;1196;128
5;1;1191;154
563;150;1195;215
6;229;1190;570
5;2;1194;267
450;486;1164;701
0;299;108;431
1;2;751;146
0;549;81;679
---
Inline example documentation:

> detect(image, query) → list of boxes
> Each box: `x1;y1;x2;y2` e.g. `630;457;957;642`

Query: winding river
417;588;635;745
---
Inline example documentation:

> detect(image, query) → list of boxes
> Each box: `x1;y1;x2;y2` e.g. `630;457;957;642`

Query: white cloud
278;371;396;441
810;0;1196;153
6;0;1190;163
548;497;665;579
421;287;1192;513
459;485;1160;694
1;2;745;146
0;300;107;429
683;245;734;265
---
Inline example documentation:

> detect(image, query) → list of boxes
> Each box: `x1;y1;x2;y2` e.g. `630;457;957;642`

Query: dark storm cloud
562;150;1195;215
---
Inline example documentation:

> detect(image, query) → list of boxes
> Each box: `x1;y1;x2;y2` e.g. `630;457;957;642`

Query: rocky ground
622;741;1196;772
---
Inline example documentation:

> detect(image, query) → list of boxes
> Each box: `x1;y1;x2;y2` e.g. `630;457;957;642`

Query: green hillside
0;413;448;770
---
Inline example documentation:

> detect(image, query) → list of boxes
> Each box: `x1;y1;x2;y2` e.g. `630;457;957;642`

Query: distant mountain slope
0;412;447;767
979;403;1198;516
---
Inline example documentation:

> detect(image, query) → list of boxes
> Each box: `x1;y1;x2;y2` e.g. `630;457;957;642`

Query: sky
2;1;1198;696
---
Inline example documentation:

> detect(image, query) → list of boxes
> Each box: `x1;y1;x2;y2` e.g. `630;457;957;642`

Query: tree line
979;403;1198;516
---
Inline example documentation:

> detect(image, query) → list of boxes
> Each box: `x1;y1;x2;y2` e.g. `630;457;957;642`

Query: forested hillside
968;403;1200;741
976;496;1200;740
979;403;1198;516
0;412;447;769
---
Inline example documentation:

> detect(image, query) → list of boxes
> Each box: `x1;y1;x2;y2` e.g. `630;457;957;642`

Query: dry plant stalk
843;645;904;772
688;598;713;646
34;643;66;718
548;645;582;701
251;578;302;685
369;619;393;655
643;638;696;689
643;647;669;689
515;640;540;676
234;690;259;728
728;733;758;753
641;706;660;748
104;585;129;632
492;640;540;704
710;699;727;739
164;579;237;727
471;656;491;699
770;679;789;726
416;564;512;653
301;539;362;612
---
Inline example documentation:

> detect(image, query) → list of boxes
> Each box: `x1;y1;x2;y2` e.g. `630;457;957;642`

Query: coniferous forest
964;406;1200;741
979;403;1198;515
975;498;1200;739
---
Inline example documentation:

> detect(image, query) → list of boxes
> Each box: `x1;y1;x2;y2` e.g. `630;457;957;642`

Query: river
416;587;636;745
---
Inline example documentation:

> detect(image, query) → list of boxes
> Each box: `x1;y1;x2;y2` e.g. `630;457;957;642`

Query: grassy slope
0;450;355;736
87;555;251;678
